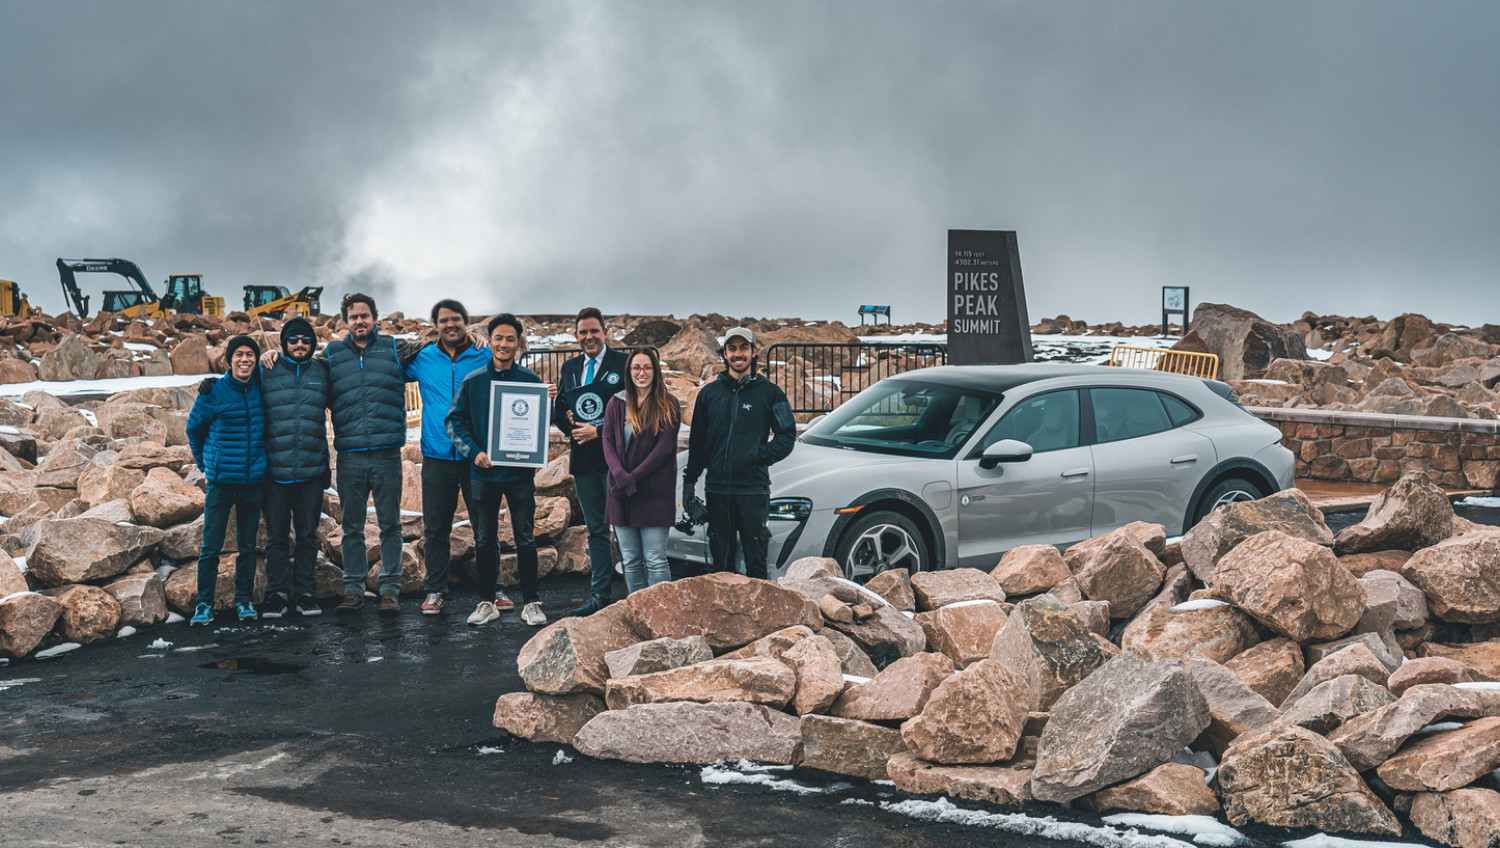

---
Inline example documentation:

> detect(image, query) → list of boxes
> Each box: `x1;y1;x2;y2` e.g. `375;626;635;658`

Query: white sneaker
521;601;546;627
467;601;499;626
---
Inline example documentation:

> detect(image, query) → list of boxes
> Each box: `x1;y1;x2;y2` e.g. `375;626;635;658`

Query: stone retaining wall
1250;407;1500;490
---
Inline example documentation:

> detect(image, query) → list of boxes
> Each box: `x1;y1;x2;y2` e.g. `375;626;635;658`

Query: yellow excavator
56;258;225;319
242;285;322;319
0;280;42;318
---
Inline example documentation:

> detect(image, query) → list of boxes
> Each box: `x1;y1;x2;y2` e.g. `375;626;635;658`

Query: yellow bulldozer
242;285;323;319
0;279;42;318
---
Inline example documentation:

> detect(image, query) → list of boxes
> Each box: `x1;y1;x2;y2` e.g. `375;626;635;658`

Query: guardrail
763;341;948;414
1107;345;1220;380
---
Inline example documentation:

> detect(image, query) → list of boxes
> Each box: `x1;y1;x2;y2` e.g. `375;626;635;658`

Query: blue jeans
337;448;404;597
573;470;615;599
615;525;671;595
195;482;263;607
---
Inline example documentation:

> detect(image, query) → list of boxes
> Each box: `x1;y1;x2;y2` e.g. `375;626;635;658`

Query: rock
656;325;724;381
831;652;955;721
1409;788;1500;848
818;594;854;623
33;443;96;489
1180;489;1333;582
0;358;37;384
864;568;915;611
917;600;1009;668
0;472;38;517
1080;763;1220;817
1045;576;1083;604
160;516;205;561
1401;533;1500;624
32;407;89;440
784;635;846;716
1225;637;1306;706
115;441;193;473
1063;528;1164;619
603;635;712;679
604;655;797;711
886;753;1034;807
1377;715;1500;792
1030;655;1209;803
1329;683;1500;772
623;572;819;652
0;592;65;658
0;551;27;597
1120;599;1258;664
991;544;1070;597
36;334;99;381
909;568;1006;611
517;603;642;696
1281;644;1392;709
533;495;571;539
901;659;1030;764
1144;567;1196;620
783;556;842;581
798;715;908;780
1389;658;1474;696
1218;723;1400;835
492;692;605;744
822;628;879;679
41;584;122;644
1211;530;1364;643
1306;631;1402;675
782;573;927;664
1069;600;1110;636
128;466;206;528
988;595;1108;711
1336;470;1455;555
1358;568;1429;633
1184;657;1280;757
102;572;168;627
1422;642;1500;681
76;464;146;510
1277;674;1397;735
1340;550;1413;577
1189;302;1309;381
573;702;801;765
26;518;164;587
170;334;211;375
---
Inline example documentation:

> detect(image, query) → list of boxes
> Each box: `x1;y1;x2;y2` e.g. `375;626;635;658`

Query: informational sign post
947;230;1033;365
486;381;552;468
1161;286;1190;336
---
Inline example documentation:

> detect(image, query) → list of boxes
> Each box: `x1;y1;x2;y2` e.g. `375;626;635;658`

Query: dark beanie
280;316;316;349
225;334;261;362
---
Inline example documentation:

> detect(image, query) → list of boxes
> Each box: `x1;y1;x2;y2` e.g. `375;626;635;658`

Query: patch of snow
1171;599;1227;612
116;626;137;638
172;644;217;653
1283;836;1427;848
367;656;384;662
154;564;177;581
700;763;838;796
34;642;83;659
1;590;38;604
0;373;212;400
122;342;159;352
1245;379;1291;385
475;746;505;756
842;674;872;684
165;612;184;624
1306;347;1334;361
871;779;895;787
831;576;893;608
1416;721;1464;734
945;599;1000;609
880;797;1197;848
1455;682;1500;690
1102;814;1246;847
12;557;24;573
552;750;573;765
0;676;41;689
148;638;173;650
841;798;875;807
1458;496;1500;508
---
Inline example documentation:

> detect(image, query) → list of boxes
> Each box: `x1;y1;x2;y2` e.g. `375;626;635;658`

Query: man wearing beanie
258;316;330;618
185;334;268;625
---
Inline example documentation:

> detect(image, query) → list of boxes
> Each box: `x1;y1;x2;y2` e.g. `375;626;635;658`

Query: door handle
1170;454;1198;464
1061;467;1090;478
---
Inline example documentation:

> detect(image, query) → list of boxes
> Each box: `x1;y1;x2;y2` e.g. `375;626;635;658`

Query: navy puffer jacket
325;333;408;452
260;356;330;483
187;373;267;485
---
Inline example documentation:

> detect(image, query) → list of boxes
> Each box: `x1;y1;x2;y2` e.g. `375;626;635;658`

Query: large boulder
1389;658;1473;696
1400;534;1500;624
604;655;797;711
799;715;908;780
1217;723;1400;835
656;325;722;381
75;465;146;511
492;692;606;744
831;652;955;721
128;466;206;528
1189;302;1308;381
41;584;122;644
862;568;915;612
886;753;1034;807
1376;715;1500;792
1079;763;1220;817
1029;655;1209;803
1409;788;1500;848
623;572;819;652
1211;530;1364;643
990;544;1070;596
1358;568;1429;633
1063;528;1164;619
1225;637;1306;706
102;572;168;627
0;593;65;659
1179;488;1332;582
909;568;1006;611
603;635;713;679
517;603;642;696
782;572;926;663
1330;684;1500;772
988;595;1108;711
170;334;212;375
573;702;801;765
1335;470;1455;555
1281;644;1393;709
901;658;1030;764
0;551;27;597
36;333;100;381
26;518;164;587
33;442;97;489
1119;599;1259;664
916;600;1009;668
1184;657;1280;757
1276;674;1396;735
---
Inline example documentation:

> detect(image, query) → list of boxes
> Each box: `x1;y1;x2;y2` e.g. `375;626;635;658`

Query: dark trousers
473;477;538;603
337;448;405;597
195;482;263;606
572;469;615;599
264;478;323;599
421;457;472;595
706;492;771;580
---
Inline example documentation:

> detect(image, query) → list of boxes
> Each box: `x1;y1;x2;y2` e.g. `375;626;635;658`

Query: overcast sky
2;1;1496;327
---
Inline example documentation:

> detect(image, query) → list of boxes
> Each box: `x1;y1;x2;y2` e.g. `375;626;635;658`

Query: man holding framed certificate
445;313;551;627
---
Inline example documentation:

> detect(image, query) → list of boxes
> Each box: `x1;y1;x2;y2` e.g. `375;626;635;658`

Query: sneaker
261;593;288;620
379;594;400;618
189;603;213;627
566;594;608;618
492;589;515;611
236;602;258;622
337;593;365;615
420;593;445;615
295;595;322;616
521;601;547;627
467;601;499;626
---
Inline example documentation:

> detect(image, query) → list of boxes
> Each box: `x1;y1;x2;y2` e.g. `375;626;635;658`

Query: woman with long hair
600;347;683;593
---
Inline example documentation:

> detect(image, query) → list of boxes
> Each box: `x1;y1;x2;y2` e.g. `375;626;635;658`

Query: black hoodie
682;371;796;496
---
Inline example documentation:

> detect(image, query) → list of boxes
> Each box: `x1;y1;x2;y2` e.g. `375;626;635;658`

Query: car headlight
768;497;812;521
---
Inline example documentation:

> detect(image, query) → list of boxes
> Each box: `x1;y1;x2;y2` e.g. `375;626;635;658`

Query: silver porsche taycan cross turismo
666;363;1295;582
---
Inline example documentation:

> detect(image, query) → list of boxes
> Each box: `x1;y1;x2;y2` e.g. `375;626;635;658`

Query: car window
1160;392;1199;427
801;380;999;459
978;389;1079;453
1092;387;1172;442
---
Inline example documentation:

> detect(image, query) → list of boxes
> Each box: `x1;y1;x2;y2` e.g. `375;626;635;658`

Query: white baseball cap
723;327;755;346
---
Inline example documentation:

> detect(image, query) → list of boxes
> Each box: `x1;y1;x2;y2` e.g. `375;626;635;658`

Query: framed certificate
486;381;552;468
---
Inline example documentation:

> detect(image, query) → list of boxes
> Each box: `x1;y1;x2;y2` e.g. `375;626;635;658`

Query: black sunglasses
285;335;315;344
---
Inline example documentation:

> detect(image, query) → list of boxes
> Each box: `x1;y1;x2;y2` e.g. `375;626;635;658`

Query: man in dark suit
553;306;628;616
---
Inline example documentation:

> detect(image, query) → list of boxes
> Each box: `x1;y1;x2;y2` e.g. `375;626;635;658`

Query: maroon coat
601;394;681;527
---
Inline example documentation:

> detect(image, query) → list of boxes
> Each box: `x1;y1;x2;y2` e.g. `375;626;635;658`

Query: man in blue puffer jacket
186;334;268;626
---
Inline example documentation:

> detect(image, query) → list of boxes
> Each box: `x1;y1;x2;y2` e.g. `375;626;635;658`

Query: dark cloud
1;1;1496;325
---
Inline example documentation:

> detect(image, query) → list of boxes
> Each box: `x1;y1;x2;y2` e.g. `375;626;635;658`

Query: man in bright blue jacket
186;335;268;626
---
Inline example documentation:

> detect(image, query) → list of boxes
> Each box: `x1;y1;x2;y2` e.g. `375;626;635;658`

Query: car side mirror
979;439;1033;469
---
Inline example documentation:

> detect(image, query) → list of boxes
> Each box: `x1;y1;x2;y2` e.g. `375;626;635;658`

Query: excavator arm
56;257;161;317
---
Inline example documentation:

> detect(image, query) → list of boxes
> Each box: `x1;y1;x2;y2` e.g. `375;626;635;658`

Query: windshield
801;379;1001;459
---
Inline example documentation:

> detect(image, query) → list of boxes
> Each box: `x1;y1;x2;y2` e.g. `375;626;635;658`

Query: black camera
674;495;709;534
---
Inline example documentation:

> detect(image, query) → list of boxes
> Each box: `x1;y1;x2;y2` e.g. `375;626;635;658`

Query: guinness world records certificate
486;381;551;468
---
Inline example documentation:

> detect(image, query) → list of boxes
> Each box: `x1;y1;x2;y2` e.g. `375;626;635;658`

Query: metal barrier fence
1106;345;1220;380
763;342;949;414
405;346;658;424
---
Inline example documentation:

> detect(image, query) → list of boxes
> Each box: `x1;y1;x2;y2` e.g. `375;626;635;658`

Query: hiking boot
566;594;608;618
189;603;213;627
420;593;445;615
492;589;515;611
236;601;258;622
261;593;288;619
467;601;499;626
295;595;322;616
337;593;366;615
521;601;547;627
379;594;400;617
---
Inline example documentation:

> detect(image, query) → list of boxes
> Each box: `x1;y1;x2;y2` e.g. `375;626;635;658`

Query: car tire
833;510;928;582
1191;477;1266;526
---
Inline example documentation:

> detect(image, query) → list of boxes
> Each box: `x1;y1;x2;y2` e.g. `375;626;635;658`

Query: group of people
186;296;798;630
